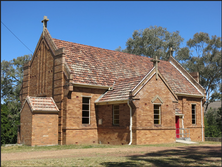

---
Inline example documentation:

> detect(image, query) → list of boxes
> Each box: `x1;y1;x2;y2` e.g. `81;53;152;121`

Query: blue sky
1;1;221;62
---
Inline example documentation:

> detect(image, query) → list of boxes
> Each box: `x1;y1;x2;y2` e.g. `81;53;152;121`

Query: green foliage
175;32;222;111
1;104;19;145
121;26;184;60
1;54;32;144
204;107;221;137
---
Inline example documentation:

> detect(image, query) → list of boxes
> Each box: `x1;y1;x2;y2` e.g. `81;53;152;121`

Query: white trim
132;67;155;92
95;98;128;104
169;56;205;90
19;96;29;113
151;95;164;104
50;97;59;111
95;90;108;103
170;61;204;95
134;73;155;96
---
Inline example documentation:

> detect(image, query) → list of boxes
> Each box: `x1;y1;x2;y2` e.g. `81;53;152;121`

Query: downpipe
201;97;204;141
127;100;132;145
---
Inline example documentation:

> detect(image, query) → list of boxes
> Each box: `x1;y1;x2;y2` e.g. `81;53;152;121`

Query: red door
175;116;180;138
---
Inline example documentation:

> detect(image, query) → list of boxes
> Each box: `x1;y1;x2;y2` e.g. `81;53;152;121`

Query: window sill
154;124;162;127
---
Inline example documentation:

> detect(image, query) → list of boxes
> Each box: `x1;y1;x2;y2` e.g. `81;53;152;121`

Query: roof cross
169;47;174;57
41;16;49;36
151;56;160;80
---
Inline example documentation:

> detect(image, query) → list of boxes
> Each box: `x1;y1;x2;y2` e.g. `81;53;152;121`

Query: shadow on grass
101;146;221;167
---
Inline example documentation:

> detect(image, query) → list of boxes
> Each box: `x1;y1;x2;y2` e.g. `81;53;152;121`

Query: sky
1;1;221;62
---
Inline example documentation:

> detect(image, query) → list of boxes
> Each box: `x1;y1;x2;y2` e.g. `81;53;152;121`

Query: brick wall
133;74;177;144
32;113;58;146
97;104;130;145
29;40;54;97
65;129;98;145
63;87;105;145
136;129;175;144
20;102;32;146
177;97;204;141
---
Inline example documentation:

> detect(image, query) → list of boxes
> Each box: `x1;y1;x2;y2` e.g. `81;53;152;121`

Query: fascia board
169;56;205;95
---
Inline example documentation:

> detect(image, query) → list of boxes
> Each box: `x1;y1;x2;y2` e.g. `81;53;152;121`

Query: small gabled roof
97;75;145;103
21;96;59;112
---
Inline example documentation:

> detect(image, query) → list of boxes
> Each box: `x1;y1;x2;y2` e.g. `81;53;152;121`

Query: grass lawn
1;141;220;153
1;141;221;167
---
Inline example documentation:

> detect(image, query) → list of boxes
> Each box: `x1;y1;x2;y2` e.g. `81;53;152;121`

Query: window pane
192;120;195;124
114;115;119;119
82;111;89;117
82;97;90;124
114;120;119;125
82;118;89;124
192;115;195;119
154;120;159;124
154;110;159;114
114;105;119;110
154;105;159;109
154;115;159;119
114;110;119;115
82;104;89;110
192;105;196;110
83;98;89;103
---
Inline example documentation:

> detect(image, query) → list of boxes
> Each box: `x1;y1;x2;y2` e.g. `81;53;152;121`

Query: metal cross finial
151;56;160;80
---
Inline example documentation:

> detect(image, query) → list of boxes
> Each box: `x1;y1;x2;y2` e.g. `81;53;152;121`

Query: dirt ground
1;144;221;161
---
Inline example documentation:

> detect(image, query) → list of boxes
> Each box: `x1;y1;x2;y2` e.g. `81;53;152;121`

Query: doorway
175;116;180;138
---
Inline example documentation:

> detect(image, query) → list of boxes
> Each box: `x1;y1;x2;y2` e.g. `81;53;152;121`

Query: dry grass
1;141;220;154
1;141;221;167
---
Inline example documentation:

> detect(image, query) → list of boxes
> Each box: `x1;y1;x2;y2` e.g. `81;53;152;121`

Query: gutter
127;99;132;145
71;82;110;89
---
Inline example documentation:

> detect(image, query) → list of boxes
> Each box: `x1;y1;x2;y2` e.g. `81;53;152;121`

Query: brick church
18;16;206;146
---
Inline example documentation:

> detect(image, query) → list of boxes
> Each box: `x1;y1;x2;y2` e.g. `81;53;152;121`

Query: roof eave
71;82;111;89
176;93;205;98
95;99;128;105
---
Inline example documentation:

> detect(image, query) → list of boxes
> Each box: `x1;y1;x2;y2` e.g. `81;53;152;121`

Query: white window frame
113;105;119;125
192;104;196;125
82;97;90;124
154;104;161;125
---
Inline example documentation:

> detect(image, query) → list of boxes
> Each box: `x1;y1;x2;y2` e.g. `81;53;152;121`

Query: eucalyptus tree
118;26;184;60
175;32;221;111
1;54;32;144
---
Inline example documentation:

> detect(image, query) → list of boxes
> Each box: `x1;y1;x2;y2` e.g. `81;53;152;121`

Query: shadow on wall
100;146;221;167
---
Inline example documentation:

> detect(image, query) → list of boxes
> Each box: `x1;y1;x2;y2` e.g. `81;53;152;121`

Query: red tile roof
50;34;203;102
25;96;59;112
98;75;145;102
53;38;153;87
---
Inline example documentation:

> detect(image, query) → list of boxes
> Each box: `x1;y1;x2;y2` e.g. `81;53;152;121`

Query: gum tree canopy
1;54;32;144
175;32;221;111
116;26;184;60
